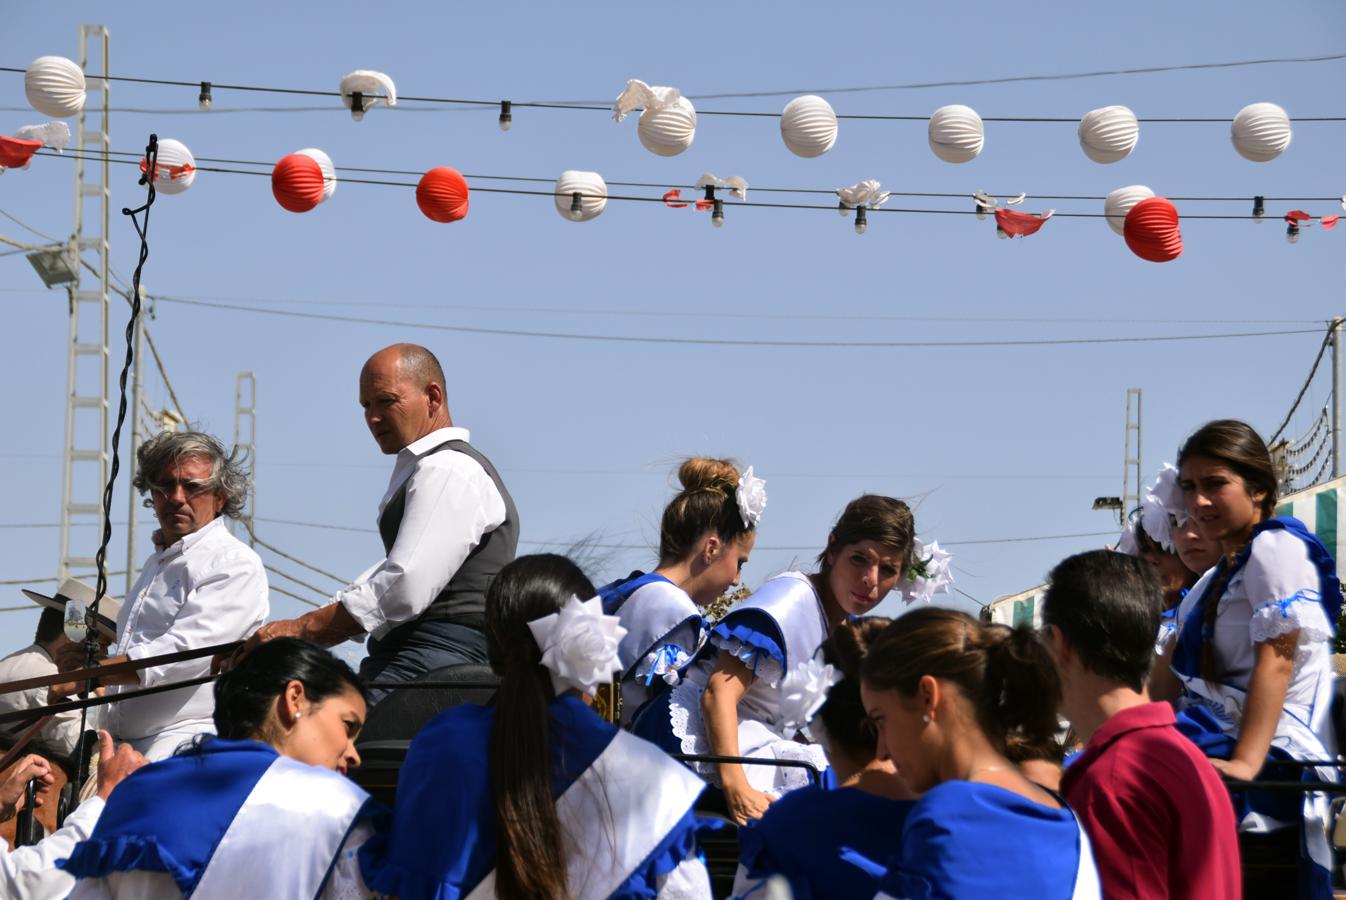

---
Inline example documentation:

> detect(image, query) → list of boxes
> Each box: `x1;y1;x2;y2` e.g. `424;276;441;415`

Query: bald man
250;343;518;701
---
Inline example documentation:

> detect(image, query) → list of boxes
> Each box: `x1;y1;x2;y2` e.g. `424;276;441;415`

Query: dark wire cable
77;133;158;795
61;148;1346;202
32;150;1311;219
1269;322;1337;443
4;55;1346;119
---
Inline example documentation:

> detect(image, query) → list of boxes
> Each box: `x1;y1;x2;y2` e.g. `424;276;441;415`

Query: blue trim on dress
608;805;702;899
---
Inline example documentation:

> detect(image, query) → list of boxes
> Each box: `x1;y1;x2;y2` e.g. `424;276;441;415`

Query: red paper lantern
1123;197;1183;263
0;136;42;169
994;208;1052;238
272;149;335;213
416;167;470;223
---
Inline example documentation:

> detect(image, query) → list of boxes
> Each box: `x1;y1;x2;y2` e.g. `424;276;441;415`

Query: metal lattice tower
1121;388;1143;525
234;372;257;546
57;25;111;582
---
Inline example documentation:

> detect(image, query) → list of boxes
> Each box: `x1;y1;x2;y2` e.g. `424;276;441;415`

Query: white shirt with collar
336;426;507;640
0;794;103;900
106;517;269;743
0;643;84;758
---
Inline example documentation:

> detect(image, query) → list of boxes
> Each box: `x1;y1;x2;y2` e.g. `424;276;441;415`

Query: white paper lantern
1103;184;1155;236
1078;106;1139;164
638;97;697;157
928;105;984;163
1231;102;1292;162
141;138;196;195
298;148;338;202
780;95;838;158
24;56;86;118
554;171;607;222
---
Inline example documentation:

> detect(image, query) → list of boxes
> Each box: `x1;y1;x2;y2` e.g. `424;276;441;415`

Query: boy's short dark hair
34;607;65;645
1042;549;1163;692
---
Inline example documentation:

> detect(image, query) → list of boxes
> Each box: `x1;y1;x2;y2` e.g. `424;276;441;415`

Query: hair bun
826;616;891;681
677;457;740;495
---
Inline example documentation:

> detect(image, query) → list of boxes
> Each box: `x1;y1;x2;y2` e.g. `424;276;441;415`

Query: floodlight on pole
26;246;79;287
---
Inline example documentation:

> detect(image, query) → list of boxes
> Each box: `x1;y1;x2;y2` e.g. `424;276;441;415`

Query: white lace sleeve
708;632;785;688
1250;592;1334;645
323;819;376;900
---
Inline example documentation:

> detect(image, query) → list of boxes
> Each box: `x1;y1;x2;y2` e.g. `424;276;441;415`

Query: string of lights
57;148;1346;203
32;149;1340;222
4;61;1346;121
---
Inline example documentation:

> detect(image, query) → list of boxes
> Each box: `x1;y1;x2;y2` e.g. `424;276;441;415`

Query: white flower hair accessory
736;466;768;529
1139;463;1187;553
778;657;841;735
526;595;628;698
899;537;955;605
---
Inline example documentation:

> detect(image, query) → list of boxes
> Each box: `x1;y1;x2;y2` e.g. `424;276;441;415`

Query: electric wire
261;563;332;601
40;147;1346;205
152;294;1322;348
5;57;1346;120
1269;322;1336;443
269;584;321;608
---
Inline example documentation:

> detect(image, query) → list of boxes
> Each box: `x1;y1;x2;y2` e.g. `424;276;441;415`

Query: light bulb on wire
837;202;850;218
854;206;867;235
198;81;212;111
1252;196;1265;223
568;192;584;221
349;91;366;122
711;199;724;228
499;100;512;132
1286;220;1301;243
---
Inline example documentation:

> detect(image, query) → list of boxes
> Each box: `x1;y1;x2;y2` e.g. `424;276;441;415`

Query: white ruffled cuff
1250;593;1334;645
1250;592;1334;672
709;632;785;688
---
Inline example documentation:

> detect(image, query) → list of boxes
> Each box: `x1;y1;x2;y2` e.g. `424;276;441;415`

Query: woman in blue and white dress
861;608;1101;900
360;554;711;899
59;638;381;899
1157;419;1341;899
599;458;762;725
732;617;916;900
636;494;921;825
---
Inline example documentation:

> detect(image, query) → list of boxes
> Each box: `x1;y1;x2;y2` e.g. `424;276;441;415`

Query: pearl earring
294;711;302;720
921;713;930;724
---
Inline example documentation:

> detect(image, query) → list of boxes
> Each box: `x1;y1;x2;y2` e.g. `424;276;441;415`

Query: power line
251;515;1118;549
4;58;1345;120
269;583;321;609
262;563;333;601
1269;322;1336;442
41;147;1346;205
152;294;1322;349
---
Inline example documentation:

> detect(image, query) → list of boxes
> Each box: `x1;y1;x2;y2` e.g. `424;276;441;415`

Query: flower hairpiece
1139;463;1187;553
899;537;955;605
778;657;841;735
526;595;628;697
736;466;767;529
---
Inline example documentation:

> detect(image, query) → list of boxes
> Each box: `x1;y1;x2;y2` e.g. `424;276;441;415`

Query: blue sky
1;1;1343;661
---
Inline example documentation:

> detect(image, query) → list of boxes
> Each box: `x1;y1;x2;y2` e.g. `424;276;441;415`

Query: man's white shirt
0;795;103;899
107;517;268;742
336;427;507;640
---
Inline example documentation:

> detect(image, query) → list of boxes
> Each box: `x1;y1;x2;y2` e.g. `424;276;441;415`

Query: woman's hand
724;781;775;825
1209;757;1262;782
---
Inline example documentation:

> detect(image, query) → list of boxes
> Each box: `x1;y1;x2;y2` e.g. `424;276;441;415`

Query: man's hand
0;754;54;822
216;605;364;673
95;731;148;800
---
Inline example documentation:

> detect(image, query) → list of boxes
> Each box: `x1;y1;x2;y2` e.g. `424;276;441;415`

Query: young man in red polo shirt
1043;550;1240;900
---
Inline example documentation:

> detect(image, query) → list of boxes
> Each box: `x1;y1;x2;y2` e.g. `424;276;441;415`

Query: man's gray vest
377;439;518;632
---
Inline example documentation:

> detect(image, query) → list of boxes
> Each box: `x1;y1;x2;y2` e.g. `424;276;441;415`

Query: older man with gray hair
53;431;269;760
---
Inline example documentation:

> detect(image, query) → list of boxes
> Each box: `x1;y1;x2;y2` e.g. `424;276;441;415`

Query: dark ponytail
484;554;596;900
212;637;366;741
818;617;891;761
861;608;1061;755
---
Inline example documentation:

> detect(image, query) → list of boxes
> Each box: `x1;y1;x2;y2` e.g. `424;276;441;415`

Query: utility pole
234;372;257;546
1122;388;1143;524
57;25;110;583
1333;317;1343;479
